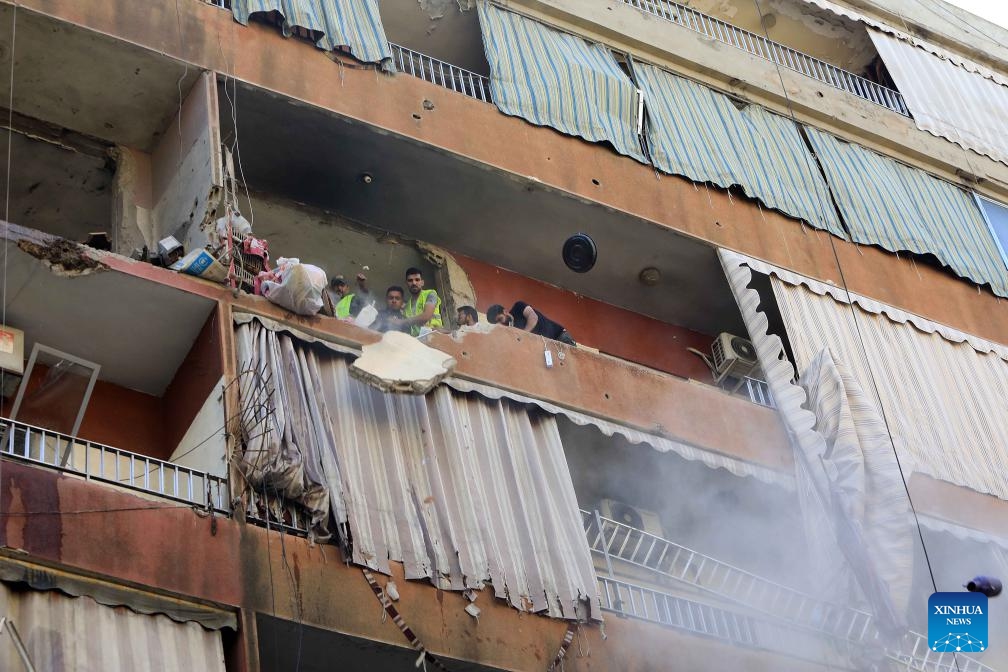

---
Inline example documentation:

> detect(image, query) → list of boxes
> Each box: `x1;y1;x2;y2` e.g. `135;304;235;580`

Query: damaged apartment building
1;0;1008;670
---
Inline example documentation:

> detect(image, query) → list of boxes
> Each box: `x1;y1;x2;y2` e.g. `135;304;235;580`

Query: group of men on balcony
328;266;576;345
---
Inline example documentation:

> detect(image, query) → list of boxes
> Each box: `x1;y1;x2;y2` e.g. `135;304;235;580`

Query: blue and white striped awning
805;126;1008;297
633;62;843;237
231;0;393;71
476;1;646;163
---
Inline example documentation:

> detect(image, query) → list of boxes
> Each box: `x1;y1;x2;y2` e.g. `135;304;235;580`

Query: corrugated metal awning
720;249;1008;502
869;29;1008;166
230;0;394;71
1;581;227;671
796;0;1008;86
236;317;600;620
632;61;843;237
0;554;236;631
476;1;647;163
804;125;1008;297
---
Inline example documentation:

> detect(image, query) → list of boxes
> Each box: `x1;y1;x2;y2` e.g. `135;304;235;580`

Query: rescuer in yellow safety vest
329;273;371;319
402;267;442;336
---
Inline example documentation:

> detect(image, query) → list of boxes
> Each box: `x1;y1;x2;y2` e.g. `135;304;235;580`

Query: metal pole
593;509;615;577
0;617;38;672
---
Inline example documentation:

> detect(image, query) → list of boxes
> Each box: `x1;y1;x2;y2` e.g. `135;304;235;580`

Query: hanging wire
749;0;947;660
1;1;16;538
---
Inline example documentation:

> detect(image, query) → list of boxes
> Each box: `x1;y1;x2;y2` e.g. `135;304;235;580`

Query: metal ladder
582;510;994;672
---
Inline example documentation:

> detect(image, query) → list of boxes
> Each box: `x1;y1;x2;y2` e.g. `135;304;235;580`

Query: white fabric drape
719;250;913;627
797;349;913;619
235;318;599;619
0;586;225;672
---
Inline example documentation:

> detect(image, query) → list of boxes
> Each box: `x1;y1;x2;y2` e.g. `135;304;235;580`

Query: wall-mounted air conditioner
710;332;759;382
599;499;665;538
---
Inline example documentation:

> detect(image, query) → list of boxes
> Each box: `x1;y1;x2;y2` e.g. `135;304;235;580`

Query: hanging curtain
633;62;843;237
476;1;646;163
805;126;1008;297
235;317;599;620
231;0;394;72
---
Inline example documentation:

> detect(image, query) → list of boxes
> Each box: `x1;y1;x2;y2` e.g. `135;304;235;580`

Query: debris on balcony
17;238;106;276
260;257;328;316
350;330;455;394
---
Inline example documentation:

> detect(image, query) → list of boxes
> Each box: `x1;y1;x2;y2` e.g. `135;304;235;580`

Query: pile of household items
137;210;336;317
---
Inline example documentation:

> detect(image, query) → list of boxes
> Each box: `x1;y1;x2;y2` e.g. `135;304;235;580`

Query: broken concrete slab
351;331;456;394
18;237;107;276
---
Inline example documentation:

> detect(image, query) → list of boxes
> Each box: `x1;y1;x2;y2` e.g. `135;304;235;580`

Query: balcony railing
617;0;911;117
389;43;493;104
0;417;229;513
598;575;760;645
200;1;493;105
584;509;994;672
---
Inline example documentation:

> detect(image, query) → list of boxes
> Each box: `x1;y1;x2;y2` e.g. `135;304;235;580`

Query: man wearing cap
329;273;371;320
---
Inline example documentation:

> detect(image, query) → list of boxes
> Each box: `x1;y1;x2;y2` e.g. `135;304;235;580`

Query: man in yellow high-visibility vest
329;273;372;320
402;267;442;336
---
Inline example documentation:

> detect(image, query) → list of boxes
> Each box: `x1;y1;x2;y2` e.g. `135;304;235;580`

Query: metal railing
617;0;910;117
389;43;493;104
584;509;994;671
245;487;315;535
598;575;759;646
200;1;493;104
0;417;229;513
740;376;773;407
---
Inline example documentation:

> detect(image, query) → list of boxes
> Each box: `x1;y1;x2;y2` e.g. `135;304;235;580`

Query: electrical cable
1;2;16;541
749;0;948;662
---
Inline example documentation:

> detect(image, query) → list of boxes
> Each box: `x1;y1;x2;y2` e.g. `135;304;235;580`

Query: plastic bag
213;212;252;246
353;302;378;328
261;261;327;316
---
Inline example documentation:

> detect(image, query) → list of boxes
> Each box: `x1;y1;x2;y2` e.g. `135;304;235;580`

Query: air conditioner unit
598;499;664;538
710;332;759;382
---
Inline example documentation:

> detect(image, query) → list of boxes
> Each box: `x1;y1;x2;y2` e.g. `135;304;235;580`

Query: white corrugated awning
797;0;1008;86
235;317;600;620
0;582;227;671
719;249;1008;502
869;30;1008;166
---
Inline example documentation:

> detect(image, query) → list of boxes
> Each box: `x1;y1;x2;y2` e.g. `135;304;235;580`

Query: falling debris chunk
385;580;400;601
18;238;105;275
351;331;456;394
464;603;481;621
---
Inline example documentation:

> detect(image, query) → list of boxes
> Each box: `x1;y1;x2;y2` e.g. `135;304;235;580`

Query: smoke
559;417;1003;670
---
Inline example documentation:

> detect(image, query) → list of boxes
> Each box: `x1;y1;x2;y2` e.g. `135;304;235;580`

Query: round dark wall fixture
562;233;597;273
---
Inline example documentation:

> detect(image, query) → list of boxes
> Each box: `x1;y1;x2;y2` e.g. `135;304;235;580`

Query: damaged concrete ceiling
5;130;113;242
220;82;746;338
0;4;202;152
0;242;215;395
687;0;878;73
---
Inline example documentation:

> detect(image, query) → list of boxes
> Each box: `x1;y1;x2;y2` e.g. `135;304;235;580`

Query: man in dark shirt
486;302;575;345
373;285;411;333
